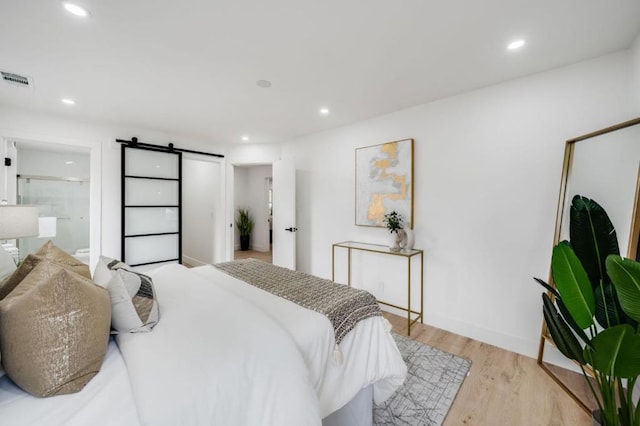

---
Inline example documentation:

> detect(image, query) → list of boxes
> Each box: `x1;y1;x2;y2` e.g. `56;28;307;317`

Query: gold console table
331;241;424;336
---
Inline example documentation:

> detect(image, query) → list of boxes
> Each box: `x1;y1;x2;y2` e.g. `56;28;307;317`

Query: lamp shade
0;205;40;239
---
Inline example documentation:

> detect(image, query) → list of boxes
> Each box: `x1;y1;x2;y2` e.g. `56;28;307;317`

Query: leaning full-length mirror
538;117;640;412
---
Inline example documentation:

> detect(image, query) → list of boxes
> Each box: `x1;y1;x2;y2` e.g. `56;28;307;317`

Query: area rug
373;333;472;426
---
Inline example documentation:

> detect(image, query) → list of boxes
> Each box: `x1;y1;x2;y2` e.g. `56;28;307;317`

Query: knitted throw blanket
214;259;381;344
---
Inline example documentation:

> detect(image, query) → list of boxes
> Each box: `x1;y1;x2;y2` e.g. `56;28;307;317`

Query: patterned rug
373;333;472;426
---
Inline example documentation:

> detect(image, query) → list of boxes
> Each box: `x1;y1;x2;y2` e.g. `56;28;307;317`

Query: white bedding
117;263;321;426
191;264;407;417
0;339;140;426
0;262;404;425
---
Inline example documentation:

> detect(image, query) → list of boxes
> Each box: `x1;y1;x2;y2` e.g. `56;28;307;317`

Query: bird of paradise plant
535;195;640;426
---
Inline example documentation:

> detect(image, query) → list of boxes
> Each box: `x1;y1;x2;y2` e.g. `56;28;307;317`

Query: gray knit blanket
214;259;381;344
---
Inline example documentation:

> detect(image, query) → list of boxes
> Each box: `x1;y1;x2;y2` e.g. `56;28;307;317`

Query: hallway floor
234;249;272;263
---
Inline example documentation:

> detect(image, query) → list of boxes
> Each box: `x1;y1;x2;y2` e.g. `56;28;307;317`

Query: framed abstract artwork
355;138;414;228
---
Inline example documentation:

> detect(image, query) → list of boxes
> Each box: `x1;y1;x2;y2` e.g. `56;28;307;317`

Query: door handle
285;227;298;232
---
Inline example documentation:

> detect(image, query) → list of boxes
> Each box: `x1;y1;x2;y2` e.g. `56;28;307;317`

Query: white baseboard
182;255;208;267
251;244;270;253
396;309;579;373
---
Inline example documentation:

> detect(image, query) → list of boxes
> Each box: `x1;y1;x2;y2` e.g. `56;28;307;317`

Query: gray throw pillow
93;256;160;333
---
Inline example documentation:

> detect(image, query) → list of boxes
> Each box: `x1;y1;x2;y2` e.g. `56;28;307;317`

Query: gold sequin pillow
93;256;160;333
34;240;91;278
0;259;111;397
0;240;90;300
0;255;44;300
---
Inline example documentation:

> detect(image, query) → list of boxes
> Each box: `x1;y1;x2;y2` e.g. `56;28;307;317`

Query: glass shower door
17;176;90;260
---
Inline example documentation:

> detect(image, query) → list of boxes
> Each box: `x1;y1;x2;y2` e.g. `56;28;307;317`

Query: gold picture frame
355;138;414;228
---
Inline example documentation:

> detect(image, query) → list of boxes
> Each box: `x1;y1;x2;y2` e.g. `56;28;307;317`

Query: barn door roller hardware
115;137;224;158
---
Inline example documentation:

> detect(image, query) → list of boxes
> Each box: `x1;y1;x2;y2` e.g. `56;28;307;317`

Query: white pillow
93;256;159;333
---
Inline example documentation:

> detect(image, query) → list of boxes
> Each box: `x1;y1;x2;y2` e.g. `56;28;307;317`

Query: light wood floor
234;249;272;263
383;312;591;426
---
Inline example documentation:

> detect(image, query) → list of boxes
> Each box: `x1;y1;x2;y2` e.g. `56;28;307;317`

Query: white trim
423;310;579;372
226;163;235;261
182;254;207;267
228;161;277;262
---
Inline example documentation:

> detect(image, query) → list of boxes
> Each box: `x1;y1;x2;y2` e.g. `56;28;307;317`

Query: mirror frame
536;117;640;413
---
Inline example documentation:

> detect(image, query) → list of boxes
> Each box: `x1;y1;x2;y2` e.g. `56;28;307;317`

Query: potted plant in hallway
236;208;254;251
534;195;640;426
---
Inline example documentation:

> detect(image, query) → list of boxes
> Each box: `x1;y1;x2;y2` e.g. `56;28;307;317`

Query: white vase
404;228;415;251
389;230;403;252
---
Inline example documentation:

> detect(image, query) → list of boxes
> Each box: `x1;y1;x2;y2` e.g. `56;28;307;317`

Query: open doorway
4;139;94;264
182;155;226;267
233;164;272;263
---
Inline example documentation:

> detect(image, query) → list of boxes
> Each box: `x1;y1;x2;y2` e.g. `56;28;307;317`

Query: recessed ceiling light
65;161;74;165
256;80;272;88
62;2;89;17
507;39;526;51
61;98;75;105
241;135;249;141
319;108;330;115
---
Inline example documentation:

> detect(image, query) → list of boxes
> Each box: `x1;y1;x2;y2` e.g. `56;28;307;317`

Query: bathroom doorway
15;142;91;263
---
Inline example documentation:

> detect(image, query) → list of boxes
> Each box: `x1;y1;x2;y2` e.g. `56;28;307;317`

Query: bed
0;259;406;425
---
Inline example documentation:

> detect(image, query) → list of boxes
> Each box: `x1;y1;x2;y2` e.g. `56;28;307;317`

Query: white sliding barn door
272;159;296;269
122;145;181;268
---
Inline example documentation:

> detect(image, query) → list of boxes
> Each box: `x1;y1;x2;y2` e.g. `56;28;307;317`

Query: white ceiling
1;0;639;145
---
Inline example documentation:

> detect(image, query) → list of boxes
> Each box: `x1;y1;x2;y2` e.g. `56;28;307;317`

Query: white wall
279;50;636;361
632;33;640;115
182;158;223;266
0;105;226;261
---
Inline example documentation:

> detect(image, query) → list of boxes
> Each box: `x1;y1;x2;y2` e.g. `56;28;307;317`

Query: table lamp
0;205;39;240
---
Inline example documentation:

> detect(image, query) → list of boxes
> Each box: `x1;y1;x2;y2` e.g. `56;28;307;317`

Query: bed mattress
0;262;405;425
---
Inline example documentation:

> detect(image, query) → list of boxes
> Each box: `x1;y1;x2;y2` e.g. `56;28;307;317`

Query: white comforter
0;339;140;426
117;263;321;426
0;262;404;425
191;264;407;417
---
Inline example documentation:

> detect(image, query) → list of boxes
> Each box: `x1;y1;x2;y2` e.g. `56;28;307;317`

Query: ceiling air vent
1;71;33;88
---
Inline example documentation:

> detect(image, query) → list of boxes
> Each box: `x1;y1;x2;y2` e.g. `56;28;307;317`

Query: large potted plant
535;195;640;426
236;208;254;251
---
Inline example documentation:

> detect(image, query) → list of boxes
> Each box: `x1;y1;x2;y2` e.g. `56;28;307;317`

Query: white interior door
272;159;296;269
